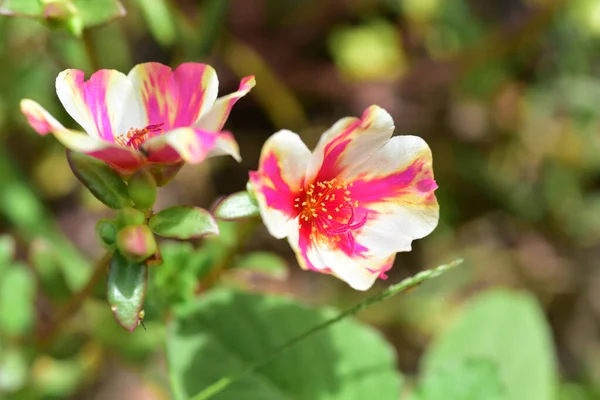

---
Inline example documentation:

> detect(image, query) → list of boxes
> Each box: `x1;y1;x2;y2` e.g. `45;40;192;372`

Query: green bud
116;225;157;263
42;0;83;37
127;169;157;210
116;207;146;227
95;219;118;248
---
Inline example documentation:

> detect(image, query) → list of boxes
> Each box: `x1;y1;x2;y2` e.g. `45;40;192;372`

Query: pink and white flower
249;106;439;290
21;62;254;177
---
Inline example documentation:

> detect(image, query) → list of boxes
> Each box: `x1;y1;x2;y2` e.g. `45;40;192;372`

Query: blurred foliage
1;0;600;398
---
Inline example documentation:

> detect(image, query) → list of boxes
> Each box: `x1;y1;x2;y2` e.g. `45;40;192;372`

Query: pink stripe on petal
21;98;144;173
307;106;394;183
57;69;133;142
21;99;57;135
250;130;311;239
128;63;218;131
82;70;117;141
252;153;297;216
141;127;220;164
195;75;256;131
85;147;145;171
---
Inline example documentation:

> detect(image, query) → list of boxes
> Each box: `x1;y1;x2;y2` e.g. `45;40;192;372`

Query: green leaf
135;0;177;46
411;359;505;400
149;206;219;239
75;0;126;28
421;289;557;400
167;289;402;400
0;0;41;16
107;251;148;331
67;150;132;210
0;0;126;28
0;234;15;275
214;191;260;220
0;346;29;393
232;252;288;280
0;264;36;337
149;242;220;313
29;239;72;303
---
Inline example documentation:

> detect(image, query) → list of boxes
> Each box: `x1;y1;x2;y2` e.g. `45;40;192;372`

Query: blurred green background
2;0;600;399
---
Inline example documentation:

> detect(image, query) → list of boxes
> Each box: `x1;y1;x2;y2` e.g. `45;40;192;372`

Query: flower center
294;178;367;250
115;123;164;150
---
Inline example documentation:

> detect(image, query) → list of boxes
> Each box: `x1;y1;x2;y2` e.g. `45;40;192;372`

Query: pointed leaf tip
107;251;148;331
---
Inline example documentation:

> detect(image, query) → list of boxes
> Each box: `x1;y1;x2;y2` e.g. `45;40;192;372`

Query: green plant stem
82;29;100;71
39;251;112;347
191;258;464;400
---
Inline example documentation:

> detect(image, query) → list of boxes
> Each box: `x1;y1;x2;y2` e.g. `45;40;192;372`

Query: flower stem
38;251;112;348
191;258;464;400
82;29;100;71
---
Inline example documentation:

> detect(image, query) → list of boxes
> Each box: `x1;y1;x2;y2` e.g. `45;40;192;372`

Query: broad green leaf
167;289;402;400
0;0;126;28
75;0;126;28
149;206;219;239
232;251;288;280
29;239;71;302
150;242;218;311
0;346;29;393
214;191;260;220
0;234;15;275
0;264;36;337
0;0;41;16
135;0;177;46
0;147;90;290
411;359;505;400
107;251;148;331
67;150;132;210
421;289;557;400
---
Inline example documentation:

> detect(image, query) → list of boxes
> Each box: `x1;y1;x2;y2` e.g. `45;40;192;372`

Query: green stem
38;251;112;348
82;29;100;71
191;258;464;400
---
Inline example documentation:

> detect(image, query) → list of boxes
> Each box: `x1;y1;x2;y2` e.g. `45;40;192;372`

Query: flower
21;62;255;177
249;106;439;290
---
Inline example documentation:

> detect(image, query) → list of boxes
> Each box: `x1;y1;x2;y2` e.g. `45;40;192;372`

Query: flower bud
95;219;118;248
127;169;157;210
116;225;157;262
42;0;83;37
116;207;146;227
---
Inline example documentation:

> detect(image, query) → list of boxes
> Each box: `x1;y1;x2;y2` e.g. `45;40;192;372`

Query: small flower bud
116;225;157;262
42;0;83;37
95;219;118;248
127;169;157;210
116;207;146;227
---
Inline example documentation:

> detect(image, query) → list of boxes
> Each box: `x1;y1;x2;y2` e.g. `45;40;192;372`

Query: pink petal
349;136;439;256
195;75;256;131
249;130;311;239
56;69;144;142
286;222;394;290
127;62;218;131
21;99;145;171
141;127;231;164
306;105;394;183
